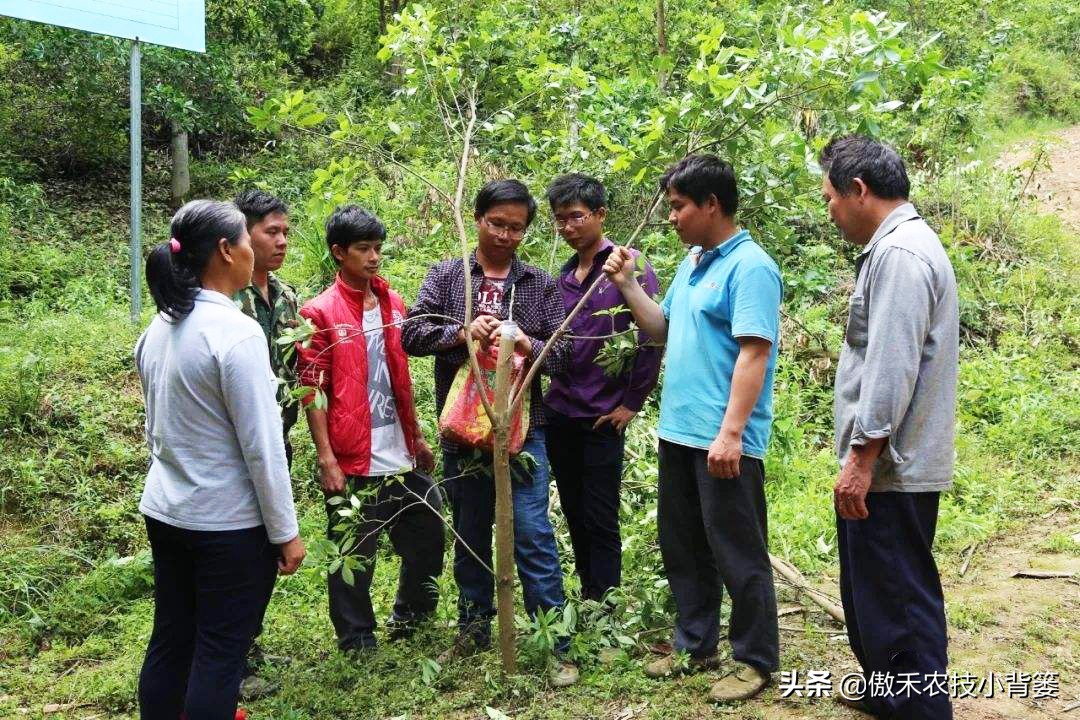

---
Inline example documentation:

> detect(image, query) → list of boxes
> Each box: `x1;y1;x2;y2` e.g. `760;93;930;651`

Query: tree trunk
169;120;190;211
656;0;669;94
493;323;517;673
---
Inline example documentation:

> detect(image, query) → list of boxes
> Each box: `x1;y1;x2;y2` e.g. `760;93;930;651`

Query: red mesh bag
439;344;531;454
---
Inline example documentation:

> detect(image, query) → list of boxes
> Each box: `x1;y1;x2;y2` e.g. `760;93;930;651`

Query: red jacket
297;274;422;476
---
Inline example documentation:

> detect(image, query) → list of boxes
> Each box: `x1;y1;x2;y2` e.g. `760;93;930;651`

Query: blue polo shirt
658;229;782;457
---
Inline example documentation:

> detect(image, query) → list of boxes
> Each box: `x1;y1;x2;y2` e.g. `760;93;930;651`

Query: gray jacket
135;289;300;543
834;203;959;492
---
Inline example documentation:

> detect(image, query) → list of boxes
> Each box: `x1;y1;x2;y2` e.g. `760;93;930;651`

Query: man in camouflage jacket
232;189;302;699
234;189;301;468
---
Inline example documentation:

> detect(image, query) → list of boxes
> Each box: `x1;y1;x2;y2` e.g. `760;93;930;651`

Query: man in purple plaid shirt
401;179;579;688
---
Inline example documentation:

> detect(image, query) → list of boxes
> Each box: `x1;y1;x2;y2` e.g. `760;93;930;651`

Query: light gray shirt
135;289;300;543
834;203;959;492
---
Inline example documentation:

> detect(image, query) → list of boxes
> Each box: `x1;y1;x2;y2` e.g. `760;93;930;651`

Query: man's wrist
848;439;885;467
717;425;742;441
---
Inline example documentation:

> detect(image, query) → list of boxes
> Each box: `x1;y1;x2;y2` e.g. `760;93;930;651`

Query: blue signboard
0;0;205;51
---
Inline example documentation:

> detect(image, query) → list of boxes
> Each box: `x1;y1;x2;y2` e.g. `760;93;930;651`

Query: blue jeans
443;428;566;645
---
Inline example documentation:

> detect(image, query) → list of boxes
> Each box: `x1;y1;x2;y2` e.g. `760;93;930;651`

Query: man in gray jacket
820;136;958;720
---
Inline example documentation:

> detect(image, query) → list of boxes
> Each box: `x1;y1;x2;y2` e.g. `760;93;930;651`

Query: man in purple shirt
544;174;662;603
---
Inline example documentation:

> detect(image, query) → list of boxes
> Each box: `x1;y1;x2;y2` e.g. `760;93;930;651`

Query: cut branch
769;554;846;625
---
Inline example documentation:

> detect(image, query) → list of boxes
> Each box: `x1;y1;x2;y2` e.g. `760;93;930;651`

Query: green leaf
851;70;880;94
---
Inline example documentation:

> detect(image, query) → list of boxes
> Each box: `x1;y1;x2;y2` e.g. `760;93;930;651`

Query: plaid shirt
402;252;571;449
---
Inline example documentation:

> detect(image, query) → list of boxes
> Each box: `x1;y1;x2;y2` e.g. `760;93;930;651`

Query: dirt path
998;125;1080;230
753;505;1080;720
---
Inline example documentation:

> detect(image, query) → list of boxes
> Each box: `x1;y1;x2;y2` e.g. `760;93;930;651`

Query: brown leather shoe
708;662;769;703
644;652;721;678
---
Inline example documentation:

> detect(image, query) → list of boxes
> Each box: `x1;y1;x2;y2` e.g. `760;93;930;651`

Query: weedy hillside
0;0;1077;717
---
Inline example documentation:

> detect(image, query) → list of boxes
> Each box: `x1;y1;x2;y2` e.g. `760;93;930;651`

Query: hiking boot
238;673;278;700
708;662;769;703
549;660;580;688
643;652;721;678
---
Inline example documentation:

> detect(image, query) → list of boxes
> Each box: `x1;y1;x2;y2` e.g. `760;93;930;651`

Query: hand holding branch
603;246;639;289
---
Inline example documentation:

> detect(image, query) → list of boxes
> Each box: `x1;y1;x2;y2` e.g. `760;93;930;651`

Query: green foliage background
0;0;1077;717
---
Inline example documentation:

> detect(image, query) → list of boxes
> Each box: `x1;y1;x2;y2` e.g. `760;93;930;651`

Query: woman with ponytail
135;200;305;720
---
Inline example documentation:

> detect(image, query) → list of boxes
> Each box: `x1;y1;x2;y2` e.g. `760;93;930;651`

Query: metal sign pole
129;38;142;325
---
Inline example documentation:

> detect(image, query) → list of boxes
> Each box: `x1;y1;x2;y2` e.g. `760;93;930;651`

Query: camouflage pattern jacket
235;273;301;436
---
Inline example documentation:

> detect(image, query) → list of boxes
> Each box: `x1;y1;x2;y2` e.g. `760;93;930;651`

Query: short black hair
234;188;288;229
474;179;538;226
819;135;910;200
325;205;386;261
658;154;738;216
546;173;607;211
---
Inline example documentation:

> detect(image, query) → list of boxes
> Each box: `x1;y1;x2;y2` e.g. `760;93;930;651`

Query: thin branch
298;313;465;367
282;121;452;206
780;308;831;355
453;91;499;425
687;81;838;156
339;478;495;576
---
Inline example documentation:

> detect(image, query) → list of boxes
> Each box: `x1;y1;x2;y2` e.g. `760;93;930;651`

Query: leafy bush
984;42;1080;123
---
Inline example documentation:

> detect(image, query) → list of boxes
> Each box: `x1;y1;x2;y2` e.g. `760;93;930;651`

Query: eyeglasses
481;217;528;240
553;211;595;230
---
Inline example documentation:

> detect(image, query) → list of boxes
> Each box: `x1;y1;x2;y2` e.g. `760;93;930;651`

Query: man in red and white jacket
297;205;443;653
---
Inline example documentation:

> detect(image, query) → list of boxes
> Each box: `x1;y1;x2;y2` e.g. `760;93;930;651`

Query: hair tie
169;238;181;254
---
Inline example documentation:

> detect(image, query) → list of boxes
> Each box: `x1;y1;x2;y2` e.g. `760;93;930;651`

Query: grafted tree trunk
492;324;517;673
169;120;190;211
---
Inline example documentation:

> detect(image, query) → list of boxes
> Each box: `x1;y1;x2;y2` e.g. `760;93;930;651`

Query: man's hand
707;428;742;478
594;405;637;434
834;455;873;520
602;246;638;289
318;454;346;495
487;325;533;356
277;535;306;575
469;315;501;348
415;440;436;474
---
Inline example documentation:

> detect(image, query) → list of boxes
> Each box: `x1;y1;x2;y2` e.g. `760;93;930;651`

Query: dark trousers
837;491;952;720
139;516;278;720
325;471;445;650
657;440;779;672
546;411;624;601
443;428;566;646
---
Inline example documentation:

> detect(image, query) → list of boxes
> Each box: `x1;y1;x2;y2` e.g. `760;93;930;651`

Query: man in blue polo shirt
604;154;782;704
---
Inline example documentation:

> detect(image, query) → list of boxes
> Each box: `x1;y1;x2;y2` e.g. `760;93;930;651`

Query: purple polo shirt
544;239;663;418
